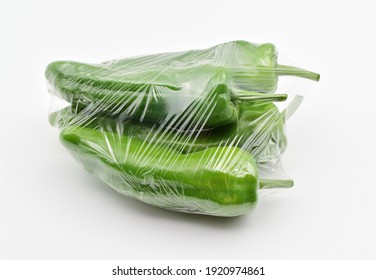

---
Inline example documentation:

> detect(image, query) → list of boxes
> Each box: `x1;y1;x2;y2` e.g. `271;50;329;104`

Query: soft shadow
85;176;250;229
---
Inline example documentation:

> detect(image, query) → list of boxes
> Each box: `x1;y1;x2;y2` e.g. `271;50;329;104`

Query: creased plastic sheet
46;40;319;217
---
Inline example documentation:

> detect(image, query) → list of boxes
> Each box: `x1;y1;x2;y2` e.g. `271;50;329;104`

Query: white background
1;0;375;260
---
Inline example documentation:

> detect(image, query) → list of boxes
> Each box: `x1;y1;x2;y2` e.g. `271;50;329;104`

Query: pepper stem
232;91;288;102
275;64;320;81
259;178;294;189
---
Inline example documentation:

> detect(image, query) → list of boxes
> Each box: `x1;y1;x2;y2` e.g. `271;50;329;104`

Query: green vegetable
50;101;286;163
60;125;293;216
45;40;318;128
47;64;286;129
46;40;319;92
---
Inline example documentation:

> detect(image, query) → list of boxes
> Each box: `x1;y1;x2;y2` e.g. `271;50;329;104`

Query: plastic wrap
46;40;319;217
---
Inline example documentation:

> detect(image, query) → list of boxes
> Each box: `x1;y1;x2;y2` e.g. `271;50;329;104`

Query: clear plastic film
46;40;319;217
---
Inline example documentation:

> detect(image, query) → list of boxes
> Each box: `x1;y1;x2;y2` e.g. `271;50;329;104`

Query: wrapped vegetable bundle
46;40;319;217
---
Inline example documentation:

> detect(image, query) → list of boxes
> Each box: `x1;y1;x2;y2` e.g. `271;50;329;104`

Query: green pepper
46;61;287;129
50;100;286;164
45;40;318;128
60;125;293;216
46;40;318;93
